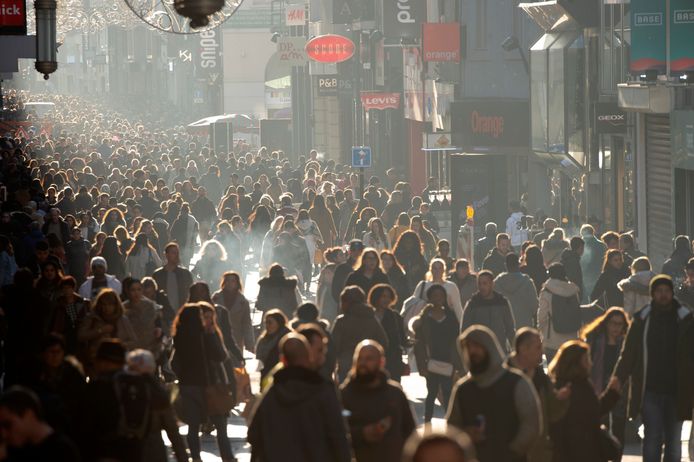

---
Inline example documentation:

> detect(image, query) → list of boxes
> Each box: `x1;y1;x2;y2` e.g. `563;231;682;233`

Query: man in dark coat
152;243;193;314
340;341;416;462
475;223;497;271
64;227;91;286
482;233;511;277
332;239;365;302
248;333;351;462
256;264;302;319
609;275;694;462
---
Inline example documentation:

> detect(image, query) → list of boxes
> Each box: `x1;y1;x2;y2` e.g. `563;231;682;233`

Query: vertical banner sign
671;0;694;72
630;0;665;72
195;29;224;115
0;0;27;35
422;23;461;62
403;47;424;121
383;0;426;39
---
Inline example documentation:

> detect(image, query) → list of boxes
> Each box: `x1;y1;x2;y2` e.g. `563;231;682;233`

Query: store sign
423;23;461;62
285;5;305;26
595;102;627;134
383;0;426;39
360;92;401;110
332;0;373;24
315;75;352;95
0;0;27;35
451;100;530;150
631;0;694;72
305;34;355;63
277;36;308;65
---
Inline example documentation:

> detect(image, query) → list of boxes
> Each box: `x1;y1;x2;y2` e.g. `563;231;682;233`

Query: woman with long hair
393;231;428;294
77;288;136;366
411;284;460;422
170;202;199;267
581;307;629;452
363;217;389;252
309;194;337;250
125;233;162;279
296;209;323;277
591;249;630;308
172;303;236;462
316;247;346;323
411;259;464;322
99;236;126;280
354;207;377;241
259;216;285;274
101;207;126;236
192;239;230;287
248;204;273;258
520;245;548;295
388;213;411;253
344;248;390;297
255;309;291;386
89;231;107;259
548;340;620;462
212;272;255;353
134;219;162;254
35;260;64;304
368;284;408;382
410;215;437;261
380;250;409;312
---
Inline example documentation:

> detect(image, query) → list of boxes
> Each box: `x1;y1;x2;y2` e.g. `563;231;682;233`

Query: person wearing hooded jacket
580;224;607;298
618;256;657;316
537;263;581;363
560;237;585;302
494;253;539;329
332;286;388;383
461;271;516;353
447;325;542;462
255;264;303;319
661;234;693;287
247;333;351;462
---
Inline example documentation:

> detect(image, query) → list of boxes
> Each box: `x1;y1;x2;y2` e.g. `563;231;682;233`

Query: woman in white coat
411;259;464;323
125;233;162;279
617;256;656;316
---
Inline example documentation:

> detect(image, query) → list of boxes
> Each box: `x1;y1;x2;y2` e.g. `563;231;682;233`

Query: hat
90;256;108;270
95;339;126;364
348;239;365;251
650;274;674;296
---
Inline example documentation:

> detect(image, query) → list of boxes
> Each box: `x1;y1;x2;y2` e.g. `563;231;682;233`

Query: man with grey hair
78;256;122;300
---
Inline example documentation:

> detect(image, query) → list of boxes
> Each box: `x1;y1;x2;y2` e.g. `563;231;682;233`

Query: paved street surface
164;265;691;461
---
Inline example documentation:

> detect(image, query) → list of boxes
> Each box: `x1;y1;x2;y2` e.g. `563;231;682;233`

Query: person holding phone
340;341;416;462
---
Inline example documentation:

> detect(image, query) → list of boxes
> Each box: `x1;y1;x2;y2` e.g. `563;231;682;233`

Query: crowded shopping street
1;0;694;461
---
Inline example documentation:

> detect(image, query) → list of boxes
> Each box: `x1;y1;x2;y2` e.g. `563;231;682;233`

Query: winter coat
448;273;478;309
676;281;694;309
50;294;89;355
125;248;162;280
411;306;461;375
447;326;541;461
345;269;390;300
475;234;496;270
255;326;292;379
77;312;137;362
482;248;507;277
537;278;581;351
363;231;389;252
395;250;428;294
412;280;464;323
521;264;548;296
581;235;607;296
386;267;410;312
173;331;229;387
332;303;388;380
591;266;629;308
340;371;416;462
662;250;693;286
613;302;694;420
506;211;528;247
618;270;656;316
387;225;409;249
152;266;194;312
317;264;339;322
461;292;516;352
123;298;162;357
247;366;352;462
309;207;337;248
331;259;357;303
376;308;409;382
494;271;539;329
78;275;122;300
212;290;255;352
541;236;568;266
256;275;302;319
560;249;584;300
550;379;620;462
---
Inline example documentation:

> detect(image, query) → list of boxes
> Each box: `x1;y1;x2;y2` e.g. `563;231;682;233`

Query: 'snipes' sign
423;23;461;62
0;0;26;35
451;100;530;151
305;34;355;63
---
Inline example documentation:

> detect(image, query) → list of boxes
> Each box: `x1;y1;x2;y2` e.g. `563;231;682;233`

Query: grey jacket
461;292;516;352
494;271;539;329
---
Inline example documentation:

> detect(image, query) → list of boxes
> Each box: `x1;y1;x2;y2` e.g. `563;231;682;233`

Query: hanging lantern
173;0;225;29
34;0;58;79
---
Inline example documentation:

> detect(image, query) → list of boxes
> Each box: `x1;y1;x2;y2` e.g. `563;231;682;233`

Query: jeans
424;373;453;422
641;391;682;462
187;414;234;460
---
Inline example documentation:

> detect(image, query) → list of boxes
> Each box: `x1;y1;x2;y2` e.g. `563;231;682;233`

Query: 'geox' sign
596;102;627;134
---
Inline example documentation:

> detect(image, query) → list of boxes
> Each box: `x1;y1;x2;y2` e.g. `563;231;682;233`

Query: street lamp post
35;0;58;79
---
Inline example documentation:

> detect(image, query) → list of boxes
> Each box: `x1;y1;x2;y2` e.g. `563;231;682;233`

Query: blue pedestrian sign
352;146;372;168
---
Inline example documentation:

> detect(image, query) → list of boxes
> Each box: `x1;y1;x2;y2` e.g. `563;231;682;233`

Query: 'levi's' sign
360;92;401;110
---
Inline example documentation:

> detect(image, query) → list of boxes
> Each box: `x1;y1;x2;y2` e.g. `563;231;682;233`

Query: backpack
113;371;152;440
550;292;582;334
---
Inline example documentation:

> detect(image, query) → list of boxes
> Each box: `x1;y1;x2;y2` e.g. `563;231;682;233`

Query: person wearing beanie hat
78;256;122;300
447;325;541;462
609;273;694;462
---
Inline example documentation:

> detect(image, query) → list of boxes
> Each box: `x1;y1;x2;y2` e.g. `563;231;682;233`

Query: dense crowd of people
0;91;693;462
